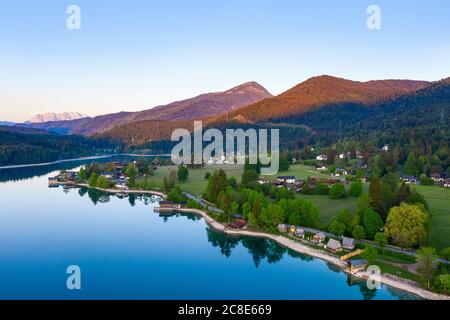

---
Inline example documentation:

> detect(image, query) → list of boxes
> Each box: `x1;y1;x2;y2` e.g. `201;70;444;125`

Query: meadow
413;185;450;250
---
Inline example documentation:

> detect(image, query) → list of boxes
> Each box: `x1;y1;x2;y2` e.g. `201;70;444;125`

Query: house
227;219;248;229
316;155;328;161
312;232;326;244
326;238;343;253
400;175;419;185
334;168;348;177
258;177;269;185
342;237;356;250
382;144;389;151
444;179;450;188
116;183;129;190
276;176;296;184
289;225;297;234
355;150;364;159
295;228;305;238
277;224;288;233
315;164;328;171
431;173;444;184
347;259;368;273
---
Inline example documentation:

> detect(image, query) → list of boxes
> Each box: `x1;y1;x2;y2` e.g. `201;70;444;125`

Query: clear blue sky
1;0;449;122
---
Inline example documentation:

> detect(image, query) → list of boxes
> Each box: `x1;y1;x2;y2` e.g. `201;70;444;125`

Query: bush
315;182;330;195
167;186;187;203
440;247;450;261
178;165;189;182
204;172;211;180
329;183;346;199
348;180;363;197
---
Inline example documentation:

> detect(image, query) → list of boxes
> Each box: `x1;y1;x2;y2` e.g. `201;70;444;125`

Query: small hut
342;237;356;250
289;225;297;234
295;228;305;238
312;232;326;244
277;224;288;233
326;238;343;253
347;259;368;273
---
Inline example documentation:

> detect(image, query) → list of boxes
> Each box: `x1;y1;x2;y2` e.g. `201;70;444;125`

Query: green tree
335;209;354;233
348;179;363;197
78;167;88;181
249;198;262;230
126;163;138;187
362;244;378;264
261;203;285;229
374;232;388;253
88;173;99;188
168;169;178;187
228;177;237;189
440;247;450;261
386;203;428;248
352;225;366;240
241;169;259;188
167;186;187;203
404;152;419;176
368;177;384;216
362;208;384;239
177;165;189;182
96;176;110;189
329;183;345;199
163;176;170;194
328;220;346;237
206;169;228;203
416;247;438;289
204;172;211;180
437;275;450;295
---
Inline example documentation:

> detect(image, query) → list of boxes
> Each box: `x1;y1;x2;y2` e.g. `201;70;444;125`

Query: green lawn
413;185;450;251
145;164;244;196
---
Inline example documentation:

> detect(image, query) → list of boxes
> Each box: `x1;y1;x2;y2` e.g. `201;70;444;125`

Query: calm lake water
0;158;419;300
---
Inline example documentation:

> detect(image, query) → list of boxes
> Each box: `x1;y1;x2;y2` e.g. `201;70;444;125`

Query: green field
413;185;450;250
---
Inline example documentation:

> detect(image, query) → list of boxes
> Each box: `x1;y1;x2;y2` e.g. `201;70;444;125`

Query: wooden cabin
227;219;248;230
347;259;368;273
326;238;343;253
312;232;326;244
295;228;305;238
342;237;356;250
277;224;288;233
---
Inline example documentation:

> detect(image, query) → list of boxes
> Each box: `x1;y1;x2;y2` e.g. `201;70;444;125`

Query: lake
0;158;419;300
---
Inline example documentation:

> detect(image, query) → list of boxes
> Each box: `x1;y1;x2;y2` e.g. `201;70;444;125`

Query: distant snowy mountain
27;112;89;123
0;121;16;126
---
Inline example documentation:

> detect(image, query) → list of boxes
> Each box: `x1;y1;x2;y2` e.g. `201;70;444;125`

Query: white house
316;155;328;161
382;144;389;152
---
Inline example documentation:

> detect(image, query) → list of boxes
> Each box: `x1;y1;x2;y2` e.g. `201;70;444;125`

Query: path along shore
59;183;449;300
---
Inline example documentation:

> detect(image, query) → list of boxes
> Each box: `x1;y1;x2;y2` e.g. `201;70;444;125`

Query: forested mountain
209;76;429;125
0;126;113;166
24;82;272;136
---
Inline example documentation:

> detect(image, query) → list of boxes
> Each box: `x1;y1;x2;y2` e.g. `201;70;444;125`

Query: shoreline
0;153;171;170
59;183;449;300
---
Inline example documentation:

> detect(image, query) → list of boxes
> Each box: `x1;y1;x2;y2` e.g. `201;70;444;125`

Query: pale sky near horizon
1;0;450;122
